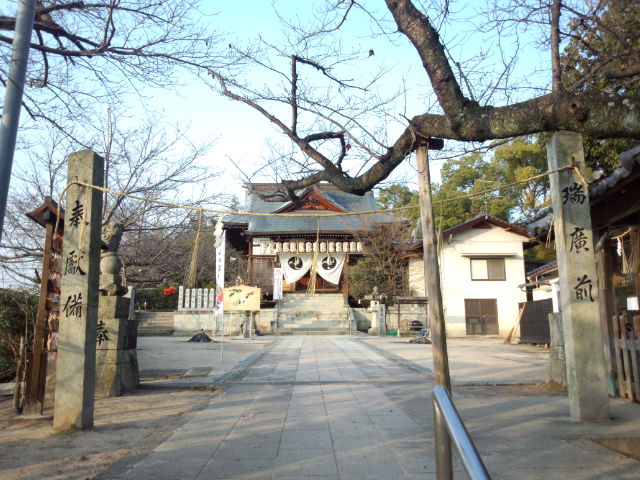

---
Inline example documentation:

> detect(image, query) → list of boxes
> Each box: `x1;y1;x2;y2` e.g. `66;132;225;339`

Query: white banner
279;253;313;284
316;254;345;285
273;267;283;300
215;231;225;314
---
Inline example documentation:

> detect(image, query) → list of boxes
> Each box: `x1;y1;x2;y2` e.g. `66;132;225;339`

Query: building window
470;258;505;281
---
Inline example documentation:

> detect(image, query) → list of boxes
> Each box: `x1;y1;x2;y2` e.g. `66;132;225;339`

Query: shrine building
224;183;400;304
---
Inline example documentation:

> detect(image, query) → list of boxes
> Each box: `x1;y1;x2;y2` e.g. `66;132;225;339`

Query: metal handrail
433;386;491;480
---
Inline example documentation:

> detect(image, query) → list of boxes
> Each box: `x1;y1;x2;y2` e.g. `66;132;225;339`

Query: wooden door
464;299;499;335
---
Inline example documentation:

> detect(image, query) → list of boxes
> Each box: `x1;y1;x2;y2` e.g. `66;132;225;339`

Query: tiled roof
411;214;533;244
526;145;640;237
224;183;400;235
526;260;558;277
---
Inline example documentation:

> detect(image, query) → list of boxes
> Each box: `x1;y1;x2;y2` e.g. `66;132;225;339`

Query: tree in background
376;135;552;239
1;113;222;287
0;288;37;382
562;0;639;172
206;0;640;198
376;185;418;224
0;1;228;135
349;221;413;303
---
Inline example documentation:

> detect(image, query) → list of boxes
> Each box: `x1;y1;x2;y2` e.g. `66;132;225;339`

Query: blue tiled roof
526;260;558;276
225;184;399;234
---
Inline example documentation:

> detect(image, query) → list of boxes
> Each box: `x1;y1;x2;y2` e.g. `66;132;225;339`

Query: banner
215;231;225;314
278;253;313;284
316;253;345;285
273;267;283;300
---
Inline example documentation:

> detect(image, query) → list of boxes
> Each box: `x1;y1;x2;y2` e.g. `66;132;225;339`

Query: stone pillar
547;132;610;422
53;150;104;430
377;303;387;337
95;222;139;396
95;297;139;396
547;312;567;388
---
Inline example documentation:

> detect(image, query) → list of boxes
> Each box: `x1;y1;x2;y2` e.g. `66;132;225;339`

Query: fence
613;311;640;401
177;286;216;311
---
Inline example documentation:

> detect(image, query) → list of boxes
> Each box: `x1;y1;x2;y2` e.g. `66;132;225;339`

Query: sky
110;0;551;207
13;0;551;207
2;0;554;287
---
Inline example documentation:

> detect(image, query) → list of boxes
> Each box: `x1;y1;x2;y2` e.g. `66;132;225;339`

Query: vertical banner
215;231;226;316
273;267;283;300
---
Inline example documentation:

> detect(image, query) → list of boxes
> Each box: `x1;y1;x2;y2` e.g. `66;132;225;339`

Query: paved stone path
113;337;442;480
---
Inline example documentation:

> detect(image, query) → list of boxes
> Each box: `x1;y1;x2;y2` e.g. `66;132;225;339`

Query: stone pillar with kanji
53;150;104;430
95;222;139;397
547;132;610;422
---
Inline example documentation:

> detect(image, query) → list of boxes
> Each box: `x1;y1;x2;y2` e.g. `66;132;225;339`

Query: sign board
223;285;261;311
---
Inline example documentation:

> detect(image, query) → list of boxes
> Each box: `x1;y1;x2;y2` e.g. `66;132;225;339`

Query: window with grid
470;258;506;281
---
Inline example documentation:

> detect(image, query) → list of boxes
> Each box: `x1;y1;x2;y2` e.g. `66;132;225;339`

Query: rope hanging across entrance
52;163;578;232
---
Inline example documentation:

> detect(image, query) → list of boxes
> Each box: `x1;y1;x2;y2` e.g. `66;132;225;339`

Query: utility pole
0;0;36;245
415;139;453;479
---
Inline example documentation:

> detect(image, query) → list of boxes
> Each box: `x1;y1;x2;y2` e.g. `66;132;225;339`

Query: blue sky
15;1;551;206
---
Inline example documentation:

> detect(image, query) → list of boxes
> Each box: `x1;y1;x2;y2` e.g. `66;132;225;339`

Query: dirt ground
0;389;214;480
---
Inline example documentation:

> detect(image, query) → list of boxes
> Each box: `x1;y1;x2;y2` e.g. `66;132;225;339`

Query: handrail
433;386;491;480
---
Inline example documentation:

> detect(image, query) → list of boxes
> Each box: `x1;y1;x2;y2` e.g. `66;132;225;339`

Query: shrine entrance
285;270;341;293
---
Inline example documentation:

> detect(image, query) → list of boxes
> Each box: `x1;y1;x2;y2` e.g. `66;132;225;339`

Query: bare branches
550;0;562;92
0;0;230;136
385;0;469;127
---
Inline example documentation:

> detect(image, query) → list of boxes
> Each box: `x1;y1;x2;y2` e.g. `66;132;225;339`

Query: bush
135;287;178;310
0;288;38;382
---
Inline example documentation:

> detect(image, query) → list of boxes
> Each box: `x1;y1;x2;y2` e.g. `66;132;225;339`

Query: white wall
532;285;553;301
409;225;528;337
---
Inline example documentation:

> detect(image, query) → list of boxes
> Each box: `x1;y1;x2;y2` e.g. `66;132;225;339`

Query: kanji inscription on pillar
53;151;104;430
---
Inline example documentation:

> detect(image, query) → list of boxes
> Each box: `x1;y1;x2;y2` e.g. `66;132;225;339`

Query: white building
408;215;534;337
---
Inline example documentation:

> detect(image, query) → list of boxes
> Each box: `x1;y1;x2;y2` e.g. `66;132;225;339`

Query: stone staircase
135;311;175;336
275;293;352;335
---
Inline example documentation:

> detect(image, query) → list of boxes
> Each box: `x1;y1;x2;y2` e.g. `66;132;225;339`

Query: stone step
136;311;175;336
279;321;348;329
275;327;351;336
137;327;174;337
279;294;344;310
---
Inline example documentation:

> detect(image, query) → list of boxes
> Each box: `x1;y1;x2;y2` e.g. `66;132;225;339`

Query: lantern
306;241;312;252
350;241;357;252
283;242;289;252
329;242;335;253
275;242;282;252
320;242;327;252
336;242;342;253
290;242;297;252
298;241;305;253
343;242;349;252
356;241;363;252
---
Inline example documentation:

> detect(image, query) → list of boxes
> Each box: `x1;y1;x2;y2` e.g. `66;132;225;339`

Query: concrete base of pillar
95;297;139;397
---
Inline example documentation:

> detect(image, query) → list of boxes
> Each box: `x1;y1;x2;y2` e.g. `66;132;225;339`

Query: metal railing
433;386;491;480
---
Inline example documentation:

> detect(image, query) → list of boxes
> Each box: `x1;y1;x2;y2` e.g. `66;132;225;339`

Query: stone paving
109;336;640;480
112;337;444;480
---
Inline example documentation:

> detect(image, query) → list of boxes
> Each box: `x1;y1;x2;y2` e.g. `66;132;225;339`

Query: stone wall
351;305;427;334
171;309;276;335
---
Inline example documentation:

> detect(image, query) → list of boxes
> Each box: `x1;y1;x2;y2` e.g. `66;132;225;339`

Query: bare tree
349;221;413;302
0;1;232;132
0;111;222;286
206;0;640;198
